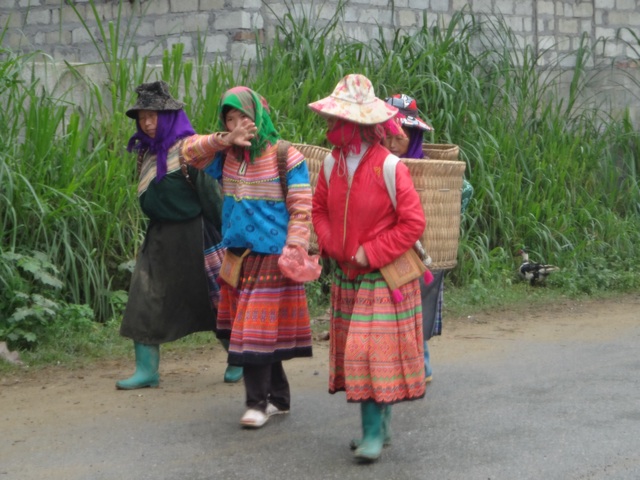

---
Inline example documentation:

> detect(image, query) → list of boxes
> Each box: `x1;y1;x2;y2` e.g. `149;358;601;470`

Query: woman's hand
351;246;369;267
225;118;257;147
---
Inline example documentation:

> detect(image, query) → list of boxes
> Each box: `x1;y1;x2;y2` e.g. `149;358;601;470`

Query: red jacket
312;143;426;279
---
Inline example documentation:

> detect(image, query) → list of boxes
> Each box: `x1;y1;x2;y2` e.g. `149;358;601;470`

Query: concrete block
452;0;468;10
0;0;17;7
53;45;79;62
408;0;429;8
154;16;185;36
25;8;50;24
8;31;27;49
430;0;449;12
579;20;591;36
46;29;71;45
145;0;170;15
358;8;391;24
556;35;571;50
181;12;210;32
504;15;523;32
537;1;554;15
537;18;547;33
229;0;261;7
344;7;358;22
595;0;615;9
19;0;40;6
200;0;225;9
167;35;193;54
91;4;113;20
538;35;555;51
134;21;155;38
523;15;533;32
251;12;264;29
33;30;44;44
514;1;533;15
494;0;515;15
214;11;252;29
595;27;617;38
71;26;93;44
473;0;492;13
616;0;636;9
205;33;228;52
136;40;159;58
573;2;594;17
608;10;640;26
558;18;579;34
61;5;83;23
230;42;257;62
170;0;198;13
617;26;637;43
594;9;603;24
0;11;22;28
559;54;577;68
397;9;417;27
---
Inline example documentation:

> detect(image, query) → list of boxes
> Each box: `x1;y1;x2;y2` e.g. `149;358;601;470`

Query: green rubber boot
219;338;243;383
353;401;385;462
116;342;160;390
350;405;391;450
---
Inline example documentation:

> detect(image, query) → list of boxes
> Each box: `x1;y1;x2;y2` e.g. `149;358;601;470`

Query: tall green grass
1;0;640;352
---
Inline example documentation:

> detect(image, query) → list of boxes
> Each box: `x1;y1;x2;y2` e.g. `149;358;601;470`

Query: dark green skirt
120;215;222;344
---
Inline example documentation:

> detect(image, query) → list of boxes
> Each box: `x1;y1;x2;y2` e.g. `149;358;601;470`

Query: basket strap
382;154;400;209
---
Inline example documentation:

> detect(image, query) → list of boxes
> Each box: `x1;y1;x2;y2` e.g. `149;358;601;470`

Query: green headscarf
217;86;280;163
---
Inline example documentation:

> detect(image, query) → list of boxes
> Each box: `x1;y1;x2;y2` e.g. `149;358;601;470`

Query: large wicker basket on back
294;143;331;253
294;143;465;270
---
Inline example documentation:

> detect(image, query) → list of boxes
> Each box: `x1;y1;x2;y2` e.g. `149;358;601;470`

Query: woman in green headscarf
187;87;314;429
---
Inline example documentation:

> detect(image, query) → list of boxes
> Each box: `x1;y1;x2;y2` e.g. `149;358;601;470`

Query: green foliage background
1;1;640;357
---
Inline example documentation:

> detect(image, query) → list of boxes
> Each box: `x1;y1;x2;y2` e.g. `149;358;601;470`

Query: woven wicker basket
401;158;466;270
294;143;331;253
294;143;466;269
422;143;459;161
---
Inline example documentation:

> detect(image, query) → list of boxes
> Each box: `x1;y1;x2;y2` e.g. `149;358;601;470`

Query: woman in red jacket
309;74;427;463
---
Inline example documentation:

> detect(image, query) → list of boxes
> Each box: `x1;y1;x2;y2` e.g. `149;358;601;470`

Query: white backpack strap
382;154;401;209
383;153;431;265
323;153;335;186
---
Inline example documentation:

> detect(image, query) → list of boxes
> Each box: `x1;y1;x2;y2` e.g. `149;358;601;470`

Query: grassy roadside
1;283;633;375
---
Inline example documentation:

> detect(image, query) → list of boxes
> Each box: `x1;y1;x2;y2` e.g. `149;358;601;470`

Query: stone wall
2;0;638;65
2;0;640;121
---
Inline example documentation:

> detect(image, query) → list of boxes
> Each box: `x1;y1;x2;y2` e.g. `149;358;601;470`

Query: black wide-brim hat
126;80;186;119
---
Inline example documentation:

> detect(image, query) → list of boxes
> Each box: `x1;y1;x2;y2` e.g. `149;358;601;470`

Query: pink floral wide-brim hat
308;74;398;125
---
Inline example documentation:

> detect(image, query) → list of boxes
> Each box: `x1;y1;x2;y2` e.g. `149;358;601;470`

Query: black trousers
243;362;290;413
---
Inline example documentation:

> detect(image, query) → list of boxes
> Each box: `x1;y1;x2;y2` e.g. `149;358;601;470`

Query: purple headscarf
126;109;196;181
405;126;425;159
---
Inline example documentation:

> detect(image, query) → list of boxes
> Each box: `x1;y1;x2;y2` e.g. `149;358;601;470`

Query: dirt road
1;294;639;480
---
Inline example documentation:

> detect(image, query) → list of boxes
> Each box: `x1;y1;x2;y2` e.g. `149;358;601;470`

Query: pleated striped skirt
217;253;313;366
329;268;426;404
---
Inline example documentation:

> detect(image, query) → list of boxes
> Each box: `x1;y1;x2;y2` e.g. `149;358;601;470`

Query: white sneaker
266;403;290;417
240;408;268;428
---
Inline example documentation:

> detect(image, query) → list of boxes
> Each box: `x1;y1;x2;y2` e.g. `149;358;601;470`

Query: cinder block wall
2;0;639;122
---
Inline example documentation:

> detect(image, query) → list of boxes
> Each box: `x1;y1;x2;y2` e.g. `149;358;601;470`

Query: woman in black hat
117;81;256;390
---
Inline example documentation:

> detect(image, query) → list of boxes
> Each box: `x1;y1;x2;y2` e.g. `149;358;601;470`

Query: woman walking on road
186;86;315;429
310;74;427;462
118;81;253;390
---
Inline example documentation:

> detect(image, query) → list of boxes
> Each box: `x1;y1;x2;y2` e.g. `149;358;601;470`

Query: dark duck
517;248;559;285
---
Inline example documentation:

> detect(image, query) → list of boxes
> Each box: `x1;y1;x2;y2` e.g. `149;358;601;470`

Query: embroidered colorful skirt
329;268;426;404
217;253;313;366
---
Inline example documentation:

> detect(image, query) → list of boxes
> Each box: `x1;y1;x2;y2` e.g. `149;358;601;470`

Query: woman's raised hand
226;118;258;147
